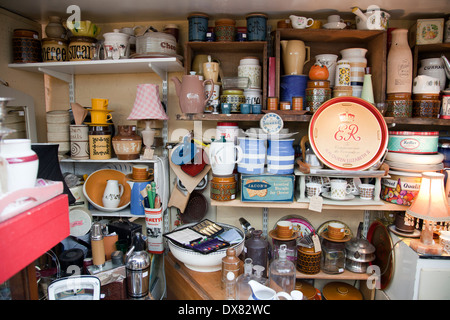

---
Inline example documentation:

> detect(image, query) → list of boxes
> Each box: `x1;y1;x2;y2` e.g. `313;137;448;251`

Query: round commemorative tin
308;97;388;171
387;131;439;154
260;112;284;134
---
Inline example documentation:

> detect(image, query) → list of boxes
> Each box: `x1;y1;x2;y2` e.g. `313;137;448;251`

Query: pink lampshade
406;172;450;223
127;84;168;121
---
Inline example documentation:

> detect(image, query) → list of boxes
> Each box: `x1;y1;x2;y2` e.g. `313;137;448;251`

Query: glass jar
321;238;346;274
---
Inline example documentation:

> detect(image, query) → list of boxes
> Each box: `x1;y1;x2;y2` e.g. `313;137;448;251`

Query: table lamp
405;172;450;255
127;84;168;159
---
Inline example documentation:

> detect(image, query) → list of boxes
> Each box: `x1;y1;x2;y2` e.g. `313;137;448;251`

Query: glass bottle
236;258;253;300
268;244;296;293
244;229;268;277
252;265;268;285
225;271;236;300
221;247;241;289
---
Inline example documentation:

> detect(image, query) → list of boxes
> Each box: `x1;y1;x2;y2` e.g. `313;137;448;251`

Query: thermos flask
125;232;150;299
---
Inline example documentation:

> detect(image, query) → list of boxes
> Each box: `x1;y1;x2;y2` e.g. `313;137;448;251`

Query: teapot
352;5;390;30
171;73;214;114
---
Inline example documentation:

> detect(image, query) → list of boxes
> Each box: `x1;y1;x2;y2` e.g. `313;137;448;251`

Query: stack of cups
237;137;266;174
46;110;70;156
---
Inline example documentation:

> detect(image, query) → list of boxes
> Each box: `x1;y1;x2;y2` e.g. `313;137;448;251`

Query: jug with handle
281;40;310;75
127;180;149;216
248;280;292;300
209;137;243;176
102;179;124;208
171;74;214;113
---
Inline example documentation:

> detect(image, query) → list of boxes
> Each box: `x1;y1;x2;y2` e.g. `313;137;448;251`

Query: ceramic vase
45;16;66;39
387;29;413;94
340;48;367;98
112;125;142;160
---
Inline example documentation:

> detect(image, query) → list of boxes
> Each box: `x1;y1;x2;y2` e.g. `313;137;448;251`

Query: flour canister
388;131;439;154
42;38;68;62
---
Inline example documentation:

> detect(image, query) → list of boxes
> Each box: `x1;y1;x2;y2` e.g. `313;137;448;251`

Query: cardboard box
410;18;444;45
241;174;294;202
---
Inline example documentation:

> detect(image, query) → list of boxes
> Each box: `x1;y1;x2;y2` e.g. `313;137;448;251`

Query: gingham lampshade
127;84;168;120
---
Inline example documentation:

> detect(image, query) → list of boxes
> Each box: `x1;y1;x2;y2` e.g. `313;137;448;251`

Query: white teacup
330;179;356;200
290;15;314;29
328;15;344;23
359;184;375;200
306;182;322;198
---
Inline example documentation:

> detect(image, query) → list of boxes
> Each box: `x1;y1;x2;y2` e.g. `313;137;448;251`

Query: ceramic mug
330;179;356;200
209;141;243;175
290;15;314;29
91;98;109;110
276;221;293;238
90;109;112;124
132;164;154;180
306;182;322;198
327;222;350;240
359;183;375;200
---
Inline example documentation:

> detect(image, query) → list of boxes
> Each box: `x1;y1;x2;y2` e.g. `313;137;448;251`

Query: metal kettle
125;232;150;299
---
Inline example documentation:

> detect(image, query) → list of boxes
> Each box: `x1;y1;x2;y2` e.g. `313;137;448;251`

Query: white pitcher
102;179;124;208
248;280;292;300
209;140;243;176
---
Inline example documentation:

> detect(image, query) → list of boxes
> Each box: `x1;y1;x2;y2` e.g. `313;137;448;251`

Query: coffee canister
215;19;236;42
12;29;42;63
68;36;97;61
42;38;68;62
89;125;112;160
188;13;209;41
246;13;268;41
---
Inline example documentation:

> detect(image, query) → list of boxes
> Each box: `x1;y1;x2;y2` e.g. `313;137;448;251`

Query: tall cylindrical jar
221;247;242;289
246;13;268;41
340;48;367;98
188;13;209;41
244;230;269;277
89;125;112;160
387;29;413;94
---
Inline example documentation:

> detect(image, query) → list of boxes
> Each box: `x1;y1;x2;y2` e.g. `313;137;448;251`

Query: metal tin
388;130;439;154
188;13;209;41
136;32;177;55
267;97;279;110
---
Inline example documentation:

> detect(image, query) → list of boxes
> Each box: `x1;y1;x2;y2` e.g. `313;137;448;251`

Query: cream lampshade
127;84;168;159
405;172;450;255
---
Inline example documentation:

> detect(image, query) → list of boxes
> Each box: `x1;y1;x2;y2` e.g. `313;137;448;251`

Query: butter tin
241;174;294;202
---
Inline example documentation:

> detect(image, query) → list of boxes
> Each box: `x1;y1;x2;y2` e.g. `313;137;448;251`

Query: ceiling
0;0;449;24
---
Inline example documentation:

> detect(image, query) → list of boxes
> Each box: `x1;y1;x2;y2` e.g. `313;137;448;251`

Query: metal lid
345;238;375;255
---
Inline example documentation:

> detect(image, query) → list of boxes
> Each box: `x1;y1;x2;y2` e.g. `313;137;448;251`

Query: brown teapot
171;74;214;114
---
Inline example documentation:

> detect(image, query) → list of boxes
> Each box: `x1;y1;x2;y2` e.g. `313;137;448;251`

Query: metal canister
42;38;68;62
126;233;150;299
68;36;97;61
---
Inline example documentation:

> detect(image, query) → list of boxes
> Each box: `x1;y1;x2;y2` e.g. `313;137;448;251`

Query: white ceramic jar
315;54;338;87
238;57;261;89
0;139;39;194
244;88;262;105
418;58;446;91
103;29;130;59
340;48;367;98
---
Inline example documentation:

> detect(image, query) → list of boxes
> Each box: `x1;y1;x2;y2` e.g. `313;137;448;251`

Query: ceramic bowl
68;20;101;38
83;169;131;212
168;222;245;272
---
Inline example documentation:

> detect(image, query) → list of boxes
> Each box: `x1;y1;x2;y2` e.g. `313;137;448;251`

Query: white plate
245;130;298;140
321;191;355;201
385;151;444;165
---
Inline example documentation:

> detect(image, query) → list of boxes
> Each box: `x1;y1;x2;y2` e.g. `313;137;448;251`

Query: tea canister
89;125;112;160
220;89;245;113
246;13;268;41
42;38;68;62
188;13;209;42
215;19;236;42
68;36;97;61
216;122;239;144
12;29;42;63
210;174;236;201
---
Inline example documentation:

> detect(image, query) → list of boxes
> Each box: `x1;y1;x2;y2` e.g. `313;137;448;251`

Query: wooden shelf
296;269;370;280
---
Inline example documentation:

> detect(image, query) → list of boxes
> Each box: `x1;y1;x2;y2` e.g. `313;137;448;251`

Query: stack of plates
46;110;70;155
385;151;444;172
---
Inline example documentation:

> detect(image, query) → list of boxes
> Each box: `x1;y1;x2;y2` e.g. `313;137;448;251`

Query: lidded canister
12;29;42;63
68;36;97;61
42;38;68;62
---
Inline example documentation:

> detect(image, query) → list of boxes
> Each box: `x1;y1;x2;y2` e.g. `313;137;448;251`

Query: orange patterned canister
297;246;321;275
267;97;279;110
210;174;236;201
215;19;236;42
280;101;291;110
292;96;303;110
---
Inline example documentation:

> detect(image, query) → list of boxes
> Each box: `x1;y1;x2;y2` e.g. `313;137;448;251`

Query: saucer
388;224;421;238
322;191;355;201
323;22;346;29
84;122;111;126
320;231;352;242
126;173;153;182
269;229;298;241
86;108;114;113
